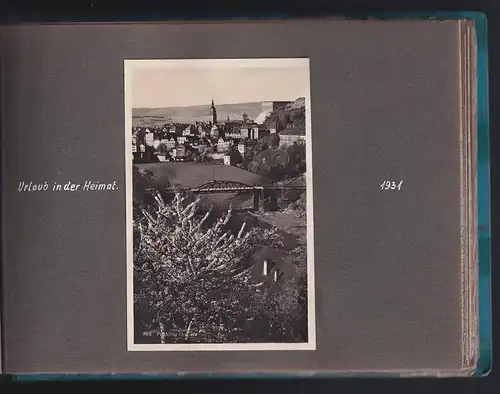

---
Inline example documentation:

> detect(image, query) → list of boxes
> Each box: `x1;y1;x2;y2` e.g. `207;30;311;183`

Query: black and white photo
125;58;315;351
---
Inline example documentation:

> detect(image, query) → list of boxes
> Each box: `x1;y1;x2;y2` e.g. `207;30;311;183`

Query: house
278;127;306;147
195;144;207;154
240;127;249;139
156;152;169;162
250;245;300;289
165;138;176;150
209;125;219;138
171;145;186;161
223;150;242;166
224;123;243;139
237;143;247;156
182;124;197;136
217;137;231;153
144;132;155;147
251;126;260;140
198;124;211;137
225;131;242;139
169;123;189;135
256;128;271;139
240;125;270;140
201;137;213;147
237;140;255;156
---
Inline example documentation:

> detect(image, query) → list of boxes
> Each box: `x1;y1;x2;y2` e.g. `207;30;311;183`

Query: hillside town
131;97;306;167
132;95;309;345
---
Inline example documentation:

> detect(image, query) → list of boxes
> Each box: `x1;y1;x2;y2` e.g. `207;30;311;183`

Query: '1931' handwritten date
380;181;403;191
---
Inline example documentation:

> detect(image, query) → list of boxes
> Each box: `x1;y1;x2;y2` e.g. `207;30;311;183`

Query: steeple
210;99;217;125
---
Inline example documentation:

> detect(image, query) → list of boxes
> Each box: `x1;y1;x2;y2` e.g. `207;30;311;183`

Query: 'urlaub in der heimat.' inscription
18;180;119;192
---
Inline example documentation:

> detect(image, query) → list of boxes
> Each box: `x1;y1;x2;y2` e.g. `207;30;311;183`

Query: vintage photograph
125;58;315;351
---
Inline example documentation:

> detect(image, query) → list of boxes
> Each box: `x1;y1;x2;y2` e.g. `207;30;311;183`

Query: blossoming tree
134;191;284;343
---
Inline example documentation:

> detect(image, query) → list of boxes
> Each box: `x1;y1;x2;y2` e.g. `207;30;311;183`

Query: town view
130;62;312;348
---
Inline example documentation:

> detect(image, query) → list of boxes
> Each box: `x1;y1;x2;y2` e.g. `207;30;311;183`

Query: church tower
210;99;217;125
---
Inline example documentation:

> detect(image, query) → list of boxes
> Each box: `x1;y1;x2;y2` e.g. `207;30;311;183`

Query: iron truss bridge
192;180;263;193
144;178;306;194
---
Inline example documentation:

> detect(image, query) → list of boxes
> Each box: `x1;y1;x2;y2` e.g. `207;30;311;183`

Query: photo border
124;58;316;351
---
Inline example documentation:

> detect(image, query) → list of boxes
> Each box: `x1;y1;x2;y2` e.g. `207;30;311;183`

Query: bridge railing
141;179;306;195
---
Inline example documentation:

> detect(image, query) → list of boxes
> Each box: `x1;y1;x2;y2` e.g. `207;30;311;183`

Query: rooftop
280;126;306;136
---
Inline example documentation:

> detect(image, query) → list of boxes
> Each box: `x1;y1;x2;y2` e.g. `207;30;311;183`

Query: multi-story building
240;126;263;140
278;127;306;147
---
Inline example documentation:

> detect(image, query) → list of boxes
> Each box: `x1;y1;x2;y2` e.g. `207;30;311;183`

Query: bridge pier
268;190;279;212
252;189;279;213
253;189;264;212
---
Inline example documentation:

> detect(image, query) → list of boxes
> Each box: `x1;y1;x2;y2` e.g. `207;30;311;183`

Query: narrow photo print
125;58;315;351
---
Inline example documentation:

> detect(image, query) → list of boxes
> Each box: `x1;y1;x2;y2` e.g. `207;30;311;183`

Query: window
262;259;269;276
273;269;278;283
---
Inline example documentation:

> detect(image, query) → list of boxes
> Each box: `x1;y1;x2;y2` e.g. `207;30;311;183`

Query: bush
247;140;306;183
262;106;305;131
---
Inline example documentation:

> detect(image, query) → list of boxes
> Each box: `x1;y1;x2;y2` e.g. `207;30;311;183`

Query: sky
130;65;310;108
